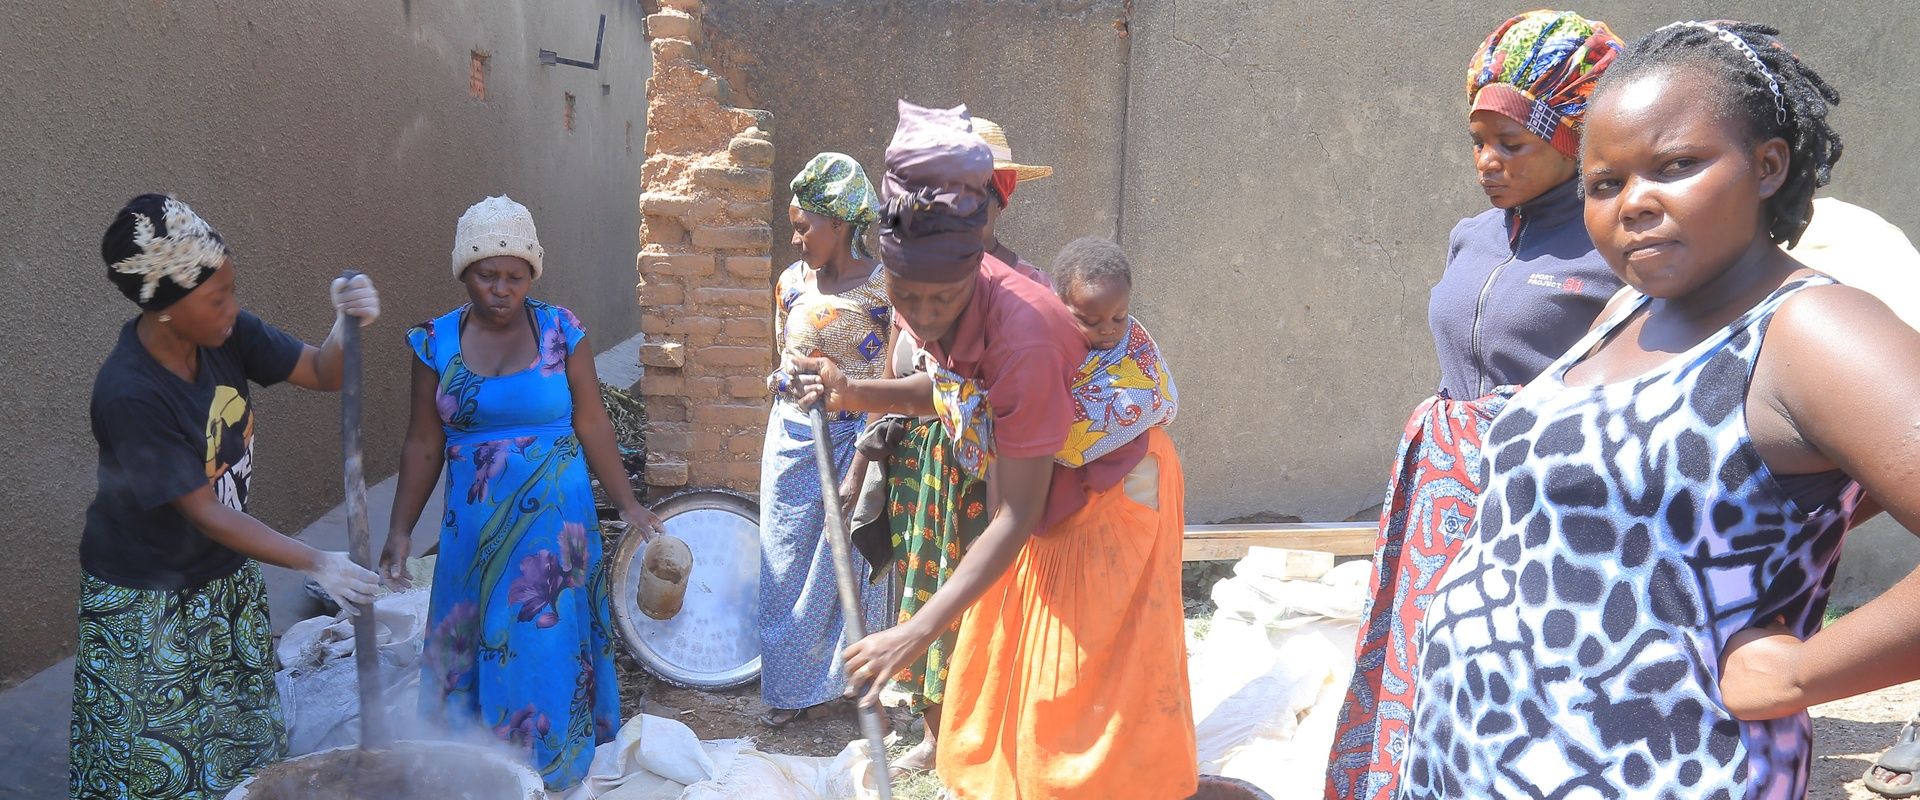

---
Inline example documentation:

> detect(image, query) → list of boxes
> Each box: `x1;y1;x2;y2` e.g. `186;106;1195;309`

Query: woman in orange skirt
788;100;1196;799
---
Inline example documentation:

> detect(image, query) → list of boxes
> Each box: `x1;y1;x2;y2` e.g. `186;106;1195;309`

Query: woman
790;101;1196;800
1325;12;1625;799
757;152;896;727
972;116;1054;286
1408;20;1920;799
71;194;384;799
378;195;661;791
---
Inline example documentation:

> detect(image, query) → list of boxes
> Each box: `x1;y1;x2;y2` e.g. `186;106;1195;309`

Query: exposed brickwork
638;1;774;496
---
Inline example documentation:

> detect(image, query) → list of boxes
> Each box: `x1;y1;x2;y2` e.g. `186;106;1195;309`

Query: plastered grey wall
0;0;650;686
697;0;1132;284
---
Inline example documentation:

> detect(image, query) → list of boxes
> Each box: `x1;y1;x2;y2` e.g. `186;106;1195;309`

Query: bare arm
174;485;326;571
566;337;665;537
379;358;448;584
787;354;935;417
1720;286;1920;718
840;453;1054;705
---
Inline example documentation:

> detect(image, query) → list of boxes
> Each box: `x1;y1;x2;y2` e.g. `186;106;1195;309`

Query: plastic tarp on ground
562;714;882;800
274;587;432;755
273;557;880;799
1189;548;1371;797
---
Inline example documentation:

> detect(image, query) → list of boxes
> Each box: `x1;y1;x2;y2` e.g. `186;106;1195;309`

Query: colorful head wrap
878;100;994;283
101;194;231;310
1467;10;1623;159
789;152;881;260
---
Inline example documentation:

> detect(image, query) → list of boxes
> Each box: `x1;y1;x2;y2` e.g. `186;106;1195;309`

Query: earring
159;314;172;323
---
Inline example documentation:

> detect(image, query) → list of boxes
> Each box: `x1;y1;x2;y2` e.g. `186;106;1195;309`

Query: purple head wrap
878;100;994;283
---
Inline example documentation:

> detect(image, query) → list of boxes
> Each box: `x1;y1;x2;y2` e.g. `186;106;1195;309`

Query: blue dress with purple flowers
407;299;618;791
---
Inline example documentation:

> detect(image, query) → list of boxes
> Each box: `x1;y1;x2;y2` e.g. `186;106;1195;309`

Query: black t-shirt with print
82;311;305;590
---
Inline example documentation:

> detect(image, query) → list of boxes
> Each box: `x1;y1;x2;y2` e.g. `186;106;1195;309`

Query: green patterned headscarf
790;152;881;260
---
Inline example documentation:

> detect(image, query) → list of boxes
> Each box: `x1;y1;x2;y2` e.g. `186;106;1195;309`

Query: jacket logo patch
1528;273;1586;293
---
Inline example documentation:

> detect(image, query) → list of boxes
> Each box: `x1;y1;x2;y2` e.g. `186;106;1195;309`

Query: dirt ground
609;567;1918;800
1811;681;1920;799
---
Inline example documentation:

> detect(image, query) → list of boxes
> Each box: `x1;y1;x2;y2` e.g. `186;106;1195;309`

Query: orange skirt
937;428;1197;799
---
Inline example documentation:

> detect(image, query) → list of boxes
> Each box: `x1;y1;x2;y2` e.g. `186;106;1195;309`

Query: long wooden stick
339;269;389;750
807;405;894;799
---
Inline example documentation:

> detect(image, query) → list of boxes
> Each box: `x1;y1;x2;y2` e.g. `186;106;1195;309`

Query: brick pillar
638;0;775;496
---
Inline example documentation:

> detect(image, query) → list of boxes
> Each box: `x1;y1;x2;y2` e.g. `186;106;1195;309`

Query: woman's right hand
378;532;414;589
305;550;382;613
784;356;848;411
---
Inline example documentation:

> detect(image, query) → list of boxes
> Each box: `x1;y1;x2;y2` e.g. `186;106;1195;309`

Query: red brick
646;396;689;422
646;459;689;488
639;192;693;216
637;280;683;307
690;167;772;194
698;346;770;368
647;11;697;40
684;376;726;398
728;136;775;168
726;431;763;453
651;38;695;64
725;376;767;399
722;318;772;340
639;252;715;278
640;375;685;396
639;342;686;368
723;461;761;486
690;225;771;250
691;287;770;309
695;402;770;427
724;256;773;280
688;460;763;489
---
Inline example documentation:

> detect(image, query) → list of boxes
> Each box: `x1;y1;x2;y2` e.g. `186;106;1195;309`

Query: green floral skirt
886;420;989;711
69;561;287;800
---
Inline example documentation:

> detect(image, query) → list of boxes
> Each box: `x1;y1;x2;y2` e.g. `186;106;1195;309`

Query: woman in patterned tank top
1402;21;1920;800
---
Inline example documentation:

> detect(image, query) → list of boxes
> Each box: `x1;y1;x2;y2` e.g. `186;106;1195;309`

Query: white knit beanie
452;195;544;280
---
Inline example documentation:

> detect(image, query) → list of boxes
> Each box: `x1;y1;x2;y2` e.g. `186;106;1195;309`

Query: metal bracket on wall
539;14;607;70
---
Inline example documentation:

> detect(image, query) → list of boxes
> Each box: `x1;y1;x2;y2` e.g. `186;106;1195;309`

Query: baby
1049;236;1178;468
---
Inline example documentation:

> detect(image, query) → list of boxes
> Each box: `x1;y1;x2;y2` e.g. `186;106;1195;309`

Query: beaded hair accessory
1659;21;1788;125
109;196;229;304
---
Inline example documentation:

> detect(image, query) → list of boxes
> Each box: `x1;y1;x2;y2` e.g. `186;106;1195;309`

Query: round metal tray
610;488;762;690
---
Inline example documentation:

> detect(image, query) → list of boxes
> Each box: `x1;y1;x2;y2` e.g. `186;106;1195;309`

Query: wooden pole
807;405;893;799
339;269;389;750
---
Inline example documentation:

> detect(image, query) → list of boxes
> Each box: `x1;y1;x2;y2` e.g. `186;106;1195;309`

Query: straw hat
971;117;1054;182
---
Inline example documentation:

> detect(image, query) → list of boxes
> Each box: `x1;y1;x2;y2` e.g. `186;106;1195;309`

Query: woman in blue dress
379;196;664;791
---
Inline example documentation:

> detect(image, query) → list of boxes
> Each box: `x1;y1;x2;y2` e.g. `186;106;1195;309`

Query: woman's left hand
843;622;934;708
1719;619;1808;720
330;273;381;327
621;504;668;541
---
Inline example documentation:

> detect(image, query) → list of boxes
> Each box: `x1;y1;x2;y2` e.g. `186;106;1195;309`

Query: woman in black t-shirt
69;194;384;800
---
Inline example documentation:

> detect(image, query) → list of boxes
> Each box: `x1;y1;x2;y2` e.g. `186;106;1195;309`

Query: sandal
1866;712;1920;798
760;707;805;728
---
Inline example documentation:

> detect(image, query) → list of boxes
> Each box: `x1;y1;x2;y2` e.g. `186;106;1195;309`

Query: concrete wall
0;0;651;686
697;0;1132;283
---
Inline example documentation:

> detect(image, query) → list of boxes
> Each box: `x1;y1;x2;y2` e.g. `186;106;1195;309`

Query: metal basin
610;488;762;689
225;740;543;800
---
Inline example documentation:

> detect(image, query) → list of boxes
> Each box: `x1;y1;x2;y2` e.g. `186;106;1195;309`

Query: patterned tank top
775;262;892;381
1402;276;1859;800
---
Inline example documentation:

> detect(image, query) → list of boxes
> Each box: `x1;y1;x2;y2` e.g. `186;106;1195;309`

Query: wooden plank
1182;522;1377;561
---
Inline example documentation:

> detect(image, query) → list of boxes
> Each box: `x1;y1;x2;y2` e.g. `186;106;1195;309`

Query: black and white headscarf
102;194;230;310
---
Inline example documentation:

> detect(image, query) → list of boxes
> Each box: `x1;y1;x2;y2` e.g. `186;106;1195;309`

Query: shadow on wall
0;0;650;687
